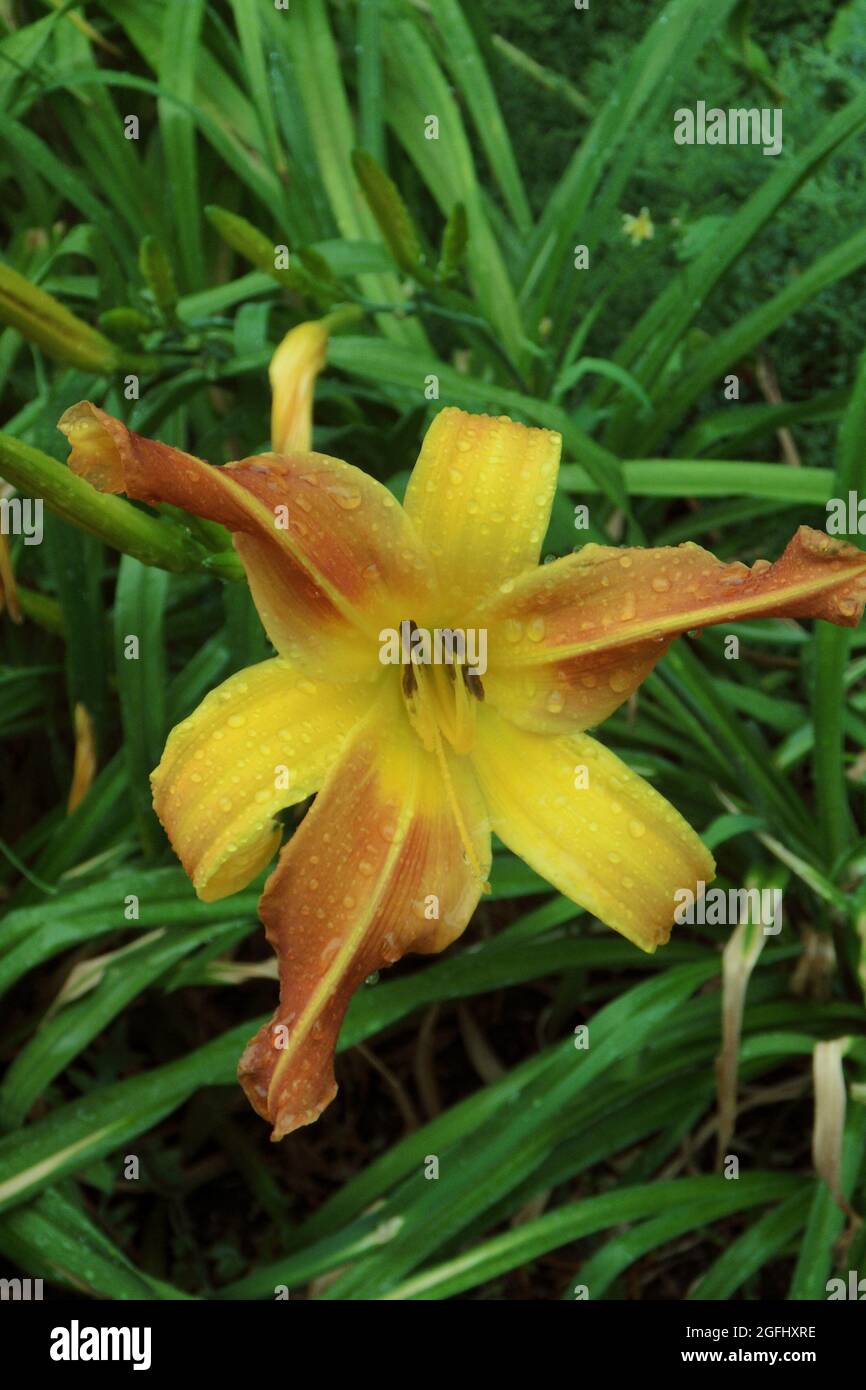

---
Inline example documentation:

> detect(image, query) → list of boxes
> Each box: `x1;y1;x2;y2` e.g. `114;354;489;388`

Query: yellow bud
269;320;329;454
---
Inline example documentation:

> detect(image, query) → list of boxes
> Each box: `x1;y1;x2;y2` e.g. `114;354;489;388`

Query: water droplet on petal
327;485;361;510
320;938;342;967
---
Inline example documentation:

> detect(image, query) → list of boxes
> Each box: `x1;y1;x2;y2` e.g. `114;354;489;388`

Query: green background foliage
0;0;865;1300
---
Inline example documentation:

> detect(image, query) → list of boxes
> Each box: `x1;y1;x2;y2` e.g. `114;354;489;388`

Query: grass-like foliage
0;0;865;1300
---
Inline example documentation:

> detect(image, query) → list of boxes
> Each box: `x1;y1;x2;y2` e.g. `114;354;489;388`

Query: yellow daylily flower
622;206;655;245
58;382;866;1140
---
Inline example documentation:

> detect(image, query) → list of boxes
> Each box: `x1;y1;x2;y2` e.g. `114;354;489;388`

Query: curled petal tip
58;401;127;492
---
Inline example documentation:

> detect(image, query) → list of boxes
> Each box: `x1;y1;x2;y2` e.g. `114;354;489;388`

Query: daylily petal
152;658;376;902
58;402;433;677
237;684;491;1139
482;527;866;732
402;407;562;611
472;708;714;952
482;644;662;735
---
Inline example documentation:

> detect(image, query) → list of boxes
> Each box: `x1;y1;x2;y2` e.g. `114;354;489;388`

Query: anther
461;664;485;702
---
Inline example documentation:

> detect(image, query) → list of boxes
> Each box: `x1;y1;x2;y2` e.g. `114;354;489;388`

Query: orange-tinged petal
237;684;491;1139
402;407;562;611
269;320;328;453
472;708;714;952
482;527;866;733
58;402;433;676
152;658;376;902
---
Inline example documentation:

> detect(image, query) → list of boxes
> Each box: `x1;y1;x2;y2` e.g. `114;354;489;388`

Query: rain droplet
327;485;361;510
319;937;342;967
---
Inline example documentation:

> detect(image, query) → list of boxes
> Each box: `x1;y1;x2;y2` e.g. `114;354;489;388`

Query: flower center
397;620;489;895
399;620;484;757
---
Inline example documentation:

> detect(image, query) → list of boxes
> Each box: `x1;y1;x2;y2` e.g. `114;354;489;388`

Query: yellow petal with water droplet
403;407;562;613
471;709;714;952
152;658;377;901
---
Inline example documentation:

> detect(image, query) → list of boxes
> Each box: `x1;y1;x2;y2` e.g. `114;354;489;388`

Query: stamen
461;665;485;702
428;718;490;894
398;623;480;757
